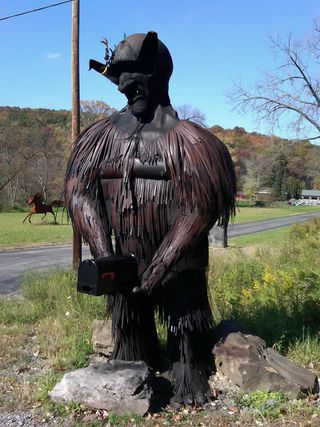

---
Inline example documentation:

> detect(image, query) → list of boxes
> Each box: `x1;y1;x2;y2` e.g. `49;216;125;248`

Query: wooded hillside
0;106;71;209
0;102;114;209
1;105;319;209
211;125;320;201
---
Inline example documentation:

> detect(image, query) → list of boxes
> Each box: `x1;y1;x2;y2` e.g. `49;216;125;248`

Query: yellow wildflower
252;279;260;291
241;288;251;298
263;268;274;284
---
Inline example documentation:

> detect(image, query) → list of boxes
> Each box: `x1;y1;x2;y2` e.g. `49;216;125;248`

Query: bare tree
175;104;207;126
0;127;38;197
80;100;116;129
229;24;320;141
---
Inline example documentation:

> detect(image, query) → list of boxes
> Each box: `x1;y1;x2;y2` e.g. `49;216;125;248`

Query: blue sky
0;0;319;137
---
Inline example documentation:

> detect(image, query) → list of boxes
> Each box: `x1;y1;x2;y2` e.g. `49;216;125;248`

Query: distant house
301;190;320;201
256;187;272;202
236;192;245;201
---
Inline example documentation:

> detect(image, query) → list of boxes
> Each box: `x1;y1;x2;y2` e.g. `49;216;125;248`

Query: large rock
213;332;318;398
92;319;113;357
50;360;154;415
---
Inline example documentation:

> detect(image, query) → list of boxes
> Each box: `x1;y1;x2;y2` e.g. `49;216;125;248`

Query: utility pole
71;0;82;267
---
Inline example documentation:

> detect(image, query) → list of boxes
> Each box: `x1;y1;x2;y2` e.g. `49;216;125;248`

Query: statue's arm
65;176;114;258
65;119;115;259
139;120;236;294
139;211;214;294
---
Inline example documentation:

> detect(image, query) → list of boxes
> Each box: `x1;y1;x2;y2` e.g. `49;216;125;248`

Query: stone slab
50;360;154;415
213;332;318;398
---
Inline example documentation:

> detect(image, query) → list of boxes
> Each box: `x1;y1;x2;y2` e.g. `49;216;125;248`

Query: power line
0;0;73;22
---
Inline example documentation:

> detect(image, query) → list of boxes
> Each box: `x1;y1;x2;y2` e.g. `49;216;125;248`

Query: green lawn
0;211;72;249
1;204;319;249
233;204;320;223
1;218;320;425
225;204;320;248
229;226;291;247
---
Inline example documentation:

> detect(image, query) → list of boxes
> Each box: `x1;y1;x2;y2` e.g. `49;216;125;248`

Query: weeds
35;372;64;406
107;413;145;426
209;218;320;358
0;268;106;415
287;330;320;372
241;390;287;419
1;218;320;424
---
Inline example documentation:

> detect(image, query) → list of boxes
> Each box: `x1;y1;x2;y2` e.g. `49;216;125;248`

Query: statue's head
89;32;173;121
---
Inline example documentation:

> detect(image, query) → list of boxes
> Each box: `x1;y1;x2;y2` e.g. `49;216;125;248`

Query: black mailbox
77;254;138;296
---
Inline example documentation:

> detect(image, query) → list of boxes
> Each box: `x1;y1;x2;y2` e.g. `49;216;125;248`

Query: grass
209;218;320;351
0;268;107;420
0;211;72;249
1;216;320;424
240;390;287;419
229;225;291;248
0;205;319;250
233;204;320;223
0;269;106;367
287;330;320;373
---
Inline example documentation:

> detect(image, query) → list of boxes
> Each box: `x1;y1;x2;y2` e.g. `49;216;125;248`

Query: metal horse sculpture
22;193;64;224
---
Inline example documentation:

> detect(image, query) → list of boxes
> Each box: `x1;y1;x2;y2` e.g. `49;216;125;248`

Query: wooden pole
71;0;82;267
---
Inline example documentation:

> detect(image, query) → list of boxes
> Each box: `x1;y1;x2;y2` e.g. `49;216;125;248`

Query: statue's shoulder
76;113;117;140
69;114;120;171
174;120;225;149
164;119;236;222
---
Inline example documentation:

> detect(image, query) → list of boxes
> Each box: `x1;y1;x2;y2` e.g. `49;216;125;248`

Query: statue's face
117;72;157;120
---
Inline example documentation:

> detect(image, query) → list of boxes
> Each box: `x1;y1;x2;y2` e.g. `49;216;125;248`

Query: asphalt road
0;245;90;296
227;211;320;237
1;211;320;296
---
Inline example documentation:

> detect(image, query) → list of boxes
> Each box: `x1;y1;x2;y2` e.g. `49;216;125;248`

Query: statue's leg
159;270;214;406
107;292;161;370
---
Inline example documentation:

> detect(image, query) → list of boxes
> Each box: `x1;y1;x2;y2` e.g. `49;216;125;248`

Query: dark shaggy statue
65;32;236;406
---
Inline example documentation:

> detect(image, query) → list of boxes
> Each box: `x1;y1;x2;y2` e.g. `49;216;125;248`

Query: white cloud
44;52;61;60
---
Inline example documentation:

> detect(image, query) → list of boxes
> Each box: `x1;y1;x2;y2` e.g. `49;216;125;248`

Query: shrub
236;200;257;208
209;218;320;349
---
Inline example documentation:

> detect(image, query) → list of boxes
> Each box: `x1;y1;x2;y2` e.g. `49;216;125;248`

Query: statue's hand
131;267;154;296
134;268;179;297
129;273;149;296
141;265;157;293
131;285;148;296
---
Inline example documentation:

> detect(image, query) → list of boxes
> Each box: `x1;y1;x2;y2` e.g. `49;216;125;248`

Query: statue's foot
169;390;212;409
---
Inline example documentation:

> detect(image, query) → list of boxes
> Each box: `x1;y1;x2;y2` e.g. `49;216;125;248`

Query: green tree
271;152;288;200
243;161;259;204
286;178;302;199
